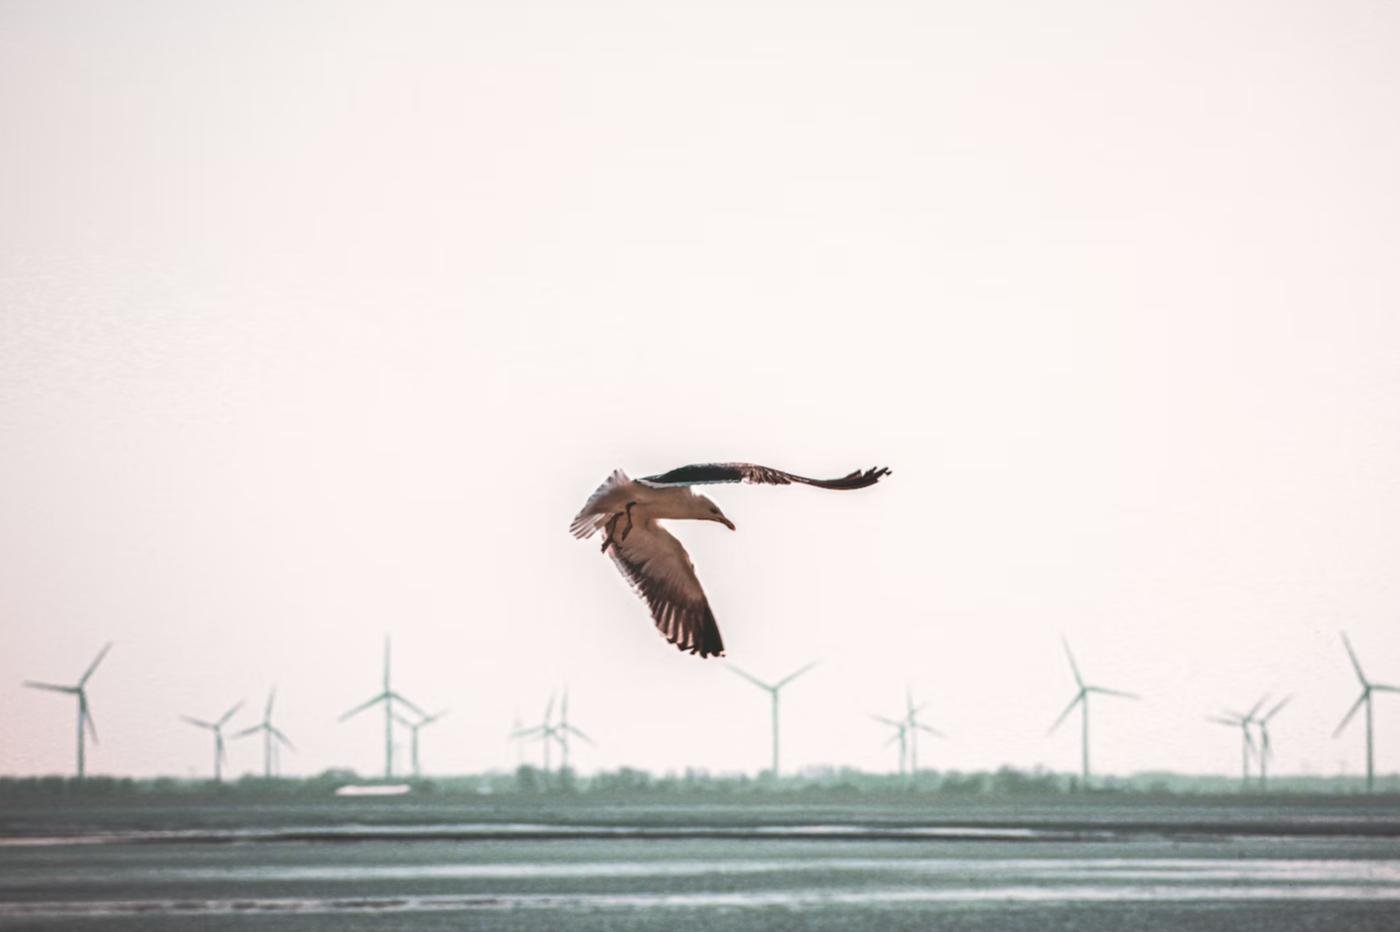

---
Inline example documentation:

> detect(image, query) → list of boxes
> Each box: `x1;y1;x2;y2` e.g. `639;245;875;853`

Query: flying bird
570;463;890;659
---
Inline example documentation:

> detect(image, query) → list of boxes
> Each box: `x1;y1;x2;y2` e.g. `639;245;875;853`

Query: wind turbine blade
1263;695;1293;721
1244;694;1269;720
544;693;557;724
22;681;76;694
1370;684;1400;694
391;712;415;728
561;691;569;722
264;688;277;721
423;709;449;726
1243;728;1257;753
775;661;818;690
1341;632;1368;686
1333;692;1367;737
871;715;903;728
79;642;113;687
390;692;427;719
272;727;295;750
338;693;387;722
1047;692;1082;735
1090;687;1140;700
1208;715;1242;726
512;725;546;739
883;732;903;747
181;715;215;729
566;725;594;745
218;701;245;727
233;724;264;739
1061;637;1084;688
915;723;945;738
726;665;772;691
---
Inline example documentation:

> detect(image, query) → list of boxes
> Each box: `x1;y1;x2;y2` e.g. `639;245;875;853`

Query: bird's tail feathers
569;469;630;539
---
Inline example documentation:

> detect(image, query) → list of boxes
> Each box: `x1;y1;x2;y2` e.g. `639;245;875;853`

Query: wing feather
570;469;632;539
607;523;725;658
640;463;890;490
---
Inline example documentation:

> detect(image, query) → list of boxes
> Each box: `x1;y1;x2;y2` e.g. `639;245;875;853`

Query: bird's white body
571;470;726;535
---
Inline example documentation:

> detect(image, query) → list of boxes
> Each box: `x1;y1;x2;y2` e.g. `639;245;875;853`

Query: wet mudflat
1;798;1397;930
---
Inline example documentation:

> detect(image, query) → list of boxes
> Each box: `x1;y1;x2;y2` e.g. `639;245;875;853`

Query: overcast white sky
2;0;1399;781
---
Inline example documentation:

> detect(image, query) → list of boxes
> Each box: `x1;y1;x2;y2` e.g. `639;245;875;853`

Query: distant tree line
1;765;1397;802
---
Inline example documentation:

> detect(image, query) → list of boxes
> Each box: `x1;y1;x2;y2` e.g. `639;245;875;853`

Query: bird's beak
719;516;736;530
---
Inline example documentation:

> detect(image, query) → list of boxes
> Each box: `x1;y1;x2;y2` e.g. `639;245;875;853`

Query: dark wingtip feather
815;465;891;490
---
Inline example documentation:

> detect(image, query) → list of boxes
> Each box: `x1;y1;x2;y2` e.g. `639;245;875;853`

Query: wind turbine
235;688;295;777
552;690;595;772
1256;695;1292;791
22;642;112;780
903;688;945;773
390;708;448;778
1208;695;1267;790
728;661;818;777
180;699;244;782
338;637;425;779
871;714;909;776
1334;632;1399;792
512;694;558;771
1048;638;1139;787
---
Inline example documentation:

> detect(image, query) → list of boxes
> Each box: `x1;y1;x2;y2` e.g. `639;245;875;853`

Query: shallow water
2;799;1398;930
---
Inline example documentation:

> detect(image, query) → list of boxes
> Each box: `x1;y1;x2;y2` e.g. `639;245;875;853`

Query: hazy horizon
3;0;1400;782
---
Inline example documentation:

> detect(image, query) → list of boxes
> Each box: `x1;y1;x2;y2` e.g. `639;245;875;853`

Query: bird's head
695;494;736;530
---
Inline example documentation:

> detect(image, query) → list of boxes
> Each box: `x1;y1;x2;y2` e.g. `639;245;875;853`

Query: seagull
570;463;891;659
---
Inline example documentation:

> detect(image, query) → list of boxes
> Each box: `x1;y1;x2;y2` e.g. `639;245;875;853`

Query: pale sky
2;0;1399;781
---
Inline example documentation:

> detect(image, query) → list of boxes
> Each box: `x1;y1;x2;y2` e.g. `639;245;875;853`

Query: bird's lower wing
608;524;725;658
640;463;890;490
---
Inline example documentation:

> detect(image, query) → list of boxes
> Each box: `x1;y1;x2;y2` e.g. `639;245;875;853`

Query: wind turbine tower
235;688;295;777
391;709;448;778
1335;632;1399;792
872;714;908;776
512;694;559;771
1257;695;1292;791
22;642;113;780
339;637;425;779
180;699;244;782
903;688;945;773
728;662;818;777
1048;639;1139;787
552;690;594;772
1208;695;1267;790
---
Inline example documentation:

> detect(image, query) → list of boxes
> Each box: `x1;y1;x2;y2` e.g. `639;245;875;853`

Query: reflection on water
4;881;1400;919
3;857;1400;917
12;856;1393;884
0;823;1053;847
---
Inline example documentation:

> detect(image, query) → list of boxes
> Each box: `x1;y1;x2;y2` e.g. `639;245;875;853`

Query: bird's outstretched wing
607;523;725;658
639;463;890;490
